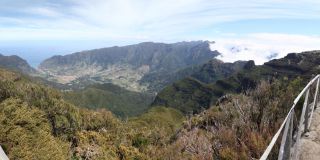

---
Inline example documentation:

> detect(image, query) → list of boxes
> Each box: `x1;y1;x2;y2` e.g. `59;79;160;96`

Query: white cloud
210;33;320;65
0;0;320;41
28;7;62;18
1;0;319;66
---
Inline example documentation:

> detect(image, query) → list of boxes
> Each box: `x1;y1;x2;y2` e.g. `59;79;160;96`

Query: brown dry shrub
160;78;302;159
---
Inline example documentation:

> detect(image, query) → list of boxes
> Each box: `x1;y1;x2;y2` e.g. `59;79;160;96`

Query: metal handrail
0;146;9;160
260;75;320;160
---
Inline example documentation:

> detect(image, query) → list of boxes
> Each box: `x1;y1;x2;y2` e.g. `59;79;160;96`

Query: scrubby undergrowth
0;69;184;160
0;67;305;160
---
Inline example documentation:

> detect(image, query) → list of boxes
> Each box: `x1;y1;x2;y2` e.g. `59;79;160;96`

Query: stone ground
299;104;320;160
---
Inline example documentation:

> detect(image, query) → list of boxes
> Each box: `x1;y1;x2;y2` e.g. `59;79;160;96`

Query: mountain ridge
38;41;219;92
0;54;38;75
152;50;320;114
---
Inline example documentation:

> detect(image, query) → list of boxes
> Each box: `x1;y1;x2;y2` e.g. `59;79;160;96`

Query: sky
0;0;320;66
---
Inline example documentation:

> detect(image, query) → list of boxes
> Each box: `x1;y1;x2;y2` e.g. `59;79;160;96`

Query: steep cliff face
0;54;37;75
39;41;219;92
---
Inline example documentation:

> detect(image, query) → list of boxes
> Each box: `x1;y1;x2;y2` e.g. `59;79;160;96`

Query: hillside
63;83;154;117
141;59;247;92
158;78;304;159
191;59;248;83
0;50;318;159
0;54;37;75
152;51;320;114
39;41;218;92
152;60;250;113
0;67;186;159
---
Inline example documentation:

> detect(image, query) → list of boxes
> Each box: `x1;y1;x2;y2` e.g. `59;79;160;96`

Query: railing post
293;88;310;160
278;110;294;160
304;103;312;132
308;77;320;129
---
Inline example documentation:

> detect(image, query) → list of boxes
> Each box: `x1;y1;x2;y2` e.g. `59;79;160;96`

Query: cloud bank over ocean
210;33;320;65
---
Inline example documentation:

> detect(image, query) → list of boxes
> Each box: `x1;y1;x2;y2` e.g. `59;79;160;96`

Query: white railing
0;146;8;160
260;75;320;160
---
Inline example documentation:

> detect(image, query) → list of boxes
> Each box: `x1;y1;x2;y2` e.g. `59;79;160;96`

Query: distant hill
39;41;219;92
190;59;248;83
140;59;247;92
152;51;320;114
0;54;37;75
63;83;154;118
152;59;249;113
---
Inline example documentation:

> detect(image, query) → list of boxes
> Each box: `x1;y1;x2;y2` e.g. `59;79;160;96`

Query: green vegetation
129;106;185;133
151;60;250;114
156;77;304;159
153;51;320;114
0;51;319;159
152;77;219;114
0;68;185;159
191;59;247;84
63;83;154;118
142;59;247;92
152;66;257;114
0;98;70;160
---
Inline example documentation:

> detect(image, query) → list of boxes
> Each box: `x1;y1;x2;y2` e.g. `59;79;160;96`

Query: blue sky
0;0;320;66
